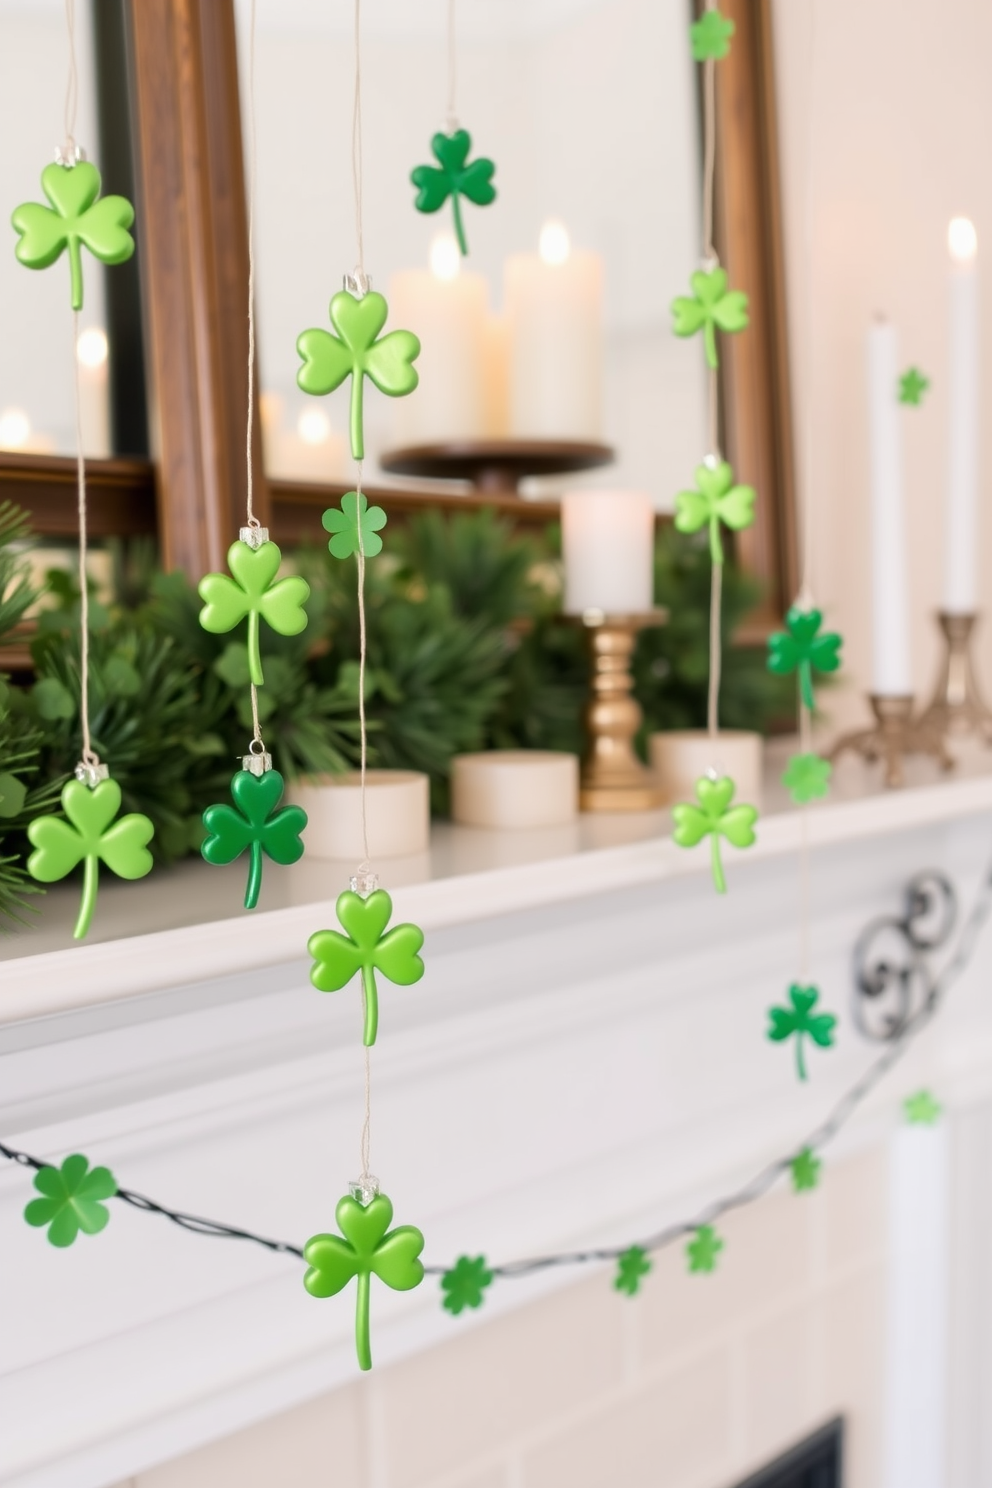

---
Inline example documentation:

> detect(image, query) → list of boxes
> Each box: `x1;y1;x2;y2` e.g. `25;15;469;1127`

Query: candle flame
539;220;571;266
429;233;461;281
0;408;31;449
77;327;108;368
298;408;331;446
948;217;978;262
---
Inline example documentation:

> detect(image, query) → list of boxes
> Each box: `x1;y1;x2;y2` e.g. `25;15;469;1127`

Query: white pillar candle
562;489;654;615
389;236;489;445
505;221;603;440
944;217;980;613
289;770;429;859
451;751;578;829
868;320;913;695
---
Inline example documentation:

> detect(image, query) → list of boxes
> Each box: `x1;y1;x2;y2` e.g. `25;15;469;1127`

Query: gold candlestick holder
574;608;668;811
829;694;953;790
917;611;992;743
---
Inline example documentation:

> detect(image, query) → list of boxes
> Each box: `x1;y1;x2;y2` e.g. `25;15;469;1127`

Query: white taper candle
868;320;913;695
944;217;980;613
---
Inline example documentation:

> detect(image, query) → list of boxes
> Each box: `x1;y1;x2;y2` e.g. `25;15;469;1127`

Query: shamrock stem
350;374;366;462
709;514;724;566
799;661;816;713
74;855;99;939
704;320;718;370
68;238;84;312
796;1035;808;1082
451;193;468;257
355;1270;372;1371
710;835;727;895
245;840;263;910
361;965;379;1046
247;611;263;687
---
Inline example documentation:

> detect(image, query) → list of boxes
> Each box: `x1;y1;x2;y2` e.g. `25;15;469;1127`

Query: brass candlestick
917;611;992;743
575;609;668;811
829;694;953;790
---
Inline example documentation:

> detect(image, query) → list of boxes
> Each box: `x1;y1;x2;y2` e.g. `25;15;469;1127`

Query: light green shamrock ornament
675;459;756;564
308;889;426;1046
297;290;421;462
782;752;832;805
27;778;154;939
672;775;758;894
303;1192;425;1371
671;267;749;369
198;540;310;688
905;1090;942;1125
686;1224;723;1274
690;8;735;61
899;367;930;406
791;1148;821;1192
323;491;387;560
12;161;135;311
24;1154;117;1247
0;771;27;818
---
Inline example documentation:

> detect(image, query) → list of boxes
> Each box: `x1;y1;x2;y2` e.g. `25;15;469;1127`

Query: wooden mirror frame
0;0;795;627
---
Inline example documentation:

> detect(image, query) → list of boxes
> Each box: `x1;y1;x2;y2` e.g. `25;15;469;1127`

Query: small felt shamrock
12;161;135;311
686;1224;723;1274
308;889;425;1046
790;1148;821;1193
198;540;310;688
767;984;837;1081
410;129;497;257
767;607;843;712
899;367;930;406
674;459;756;564
303;1192;425;1371
201;770;307;910
614;1245;652;1297
27;778;154;940
782;752;832;805
323;491;388;560
24;1154;117;1247
441;1254;494;1315
672;775;758;895
905;1090;942;1125
297;290;421;461
690;8;735;61
671;267;749;369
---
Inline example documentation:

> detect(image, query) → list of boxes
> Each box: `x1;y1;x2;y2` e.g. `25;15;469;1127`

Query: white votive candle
451;751;578;829
562;489;655;615
868;320;913;695
944;217;980;613
505;221;603;439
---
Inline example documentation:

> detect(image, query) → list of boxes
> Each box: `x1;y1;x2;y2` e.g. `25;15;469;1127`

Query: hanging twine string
352;0;365;281
700;1;722;747
446;0;458;132
72;312;97;768
244;0;260;532
62;0;79;158
798;0;819;611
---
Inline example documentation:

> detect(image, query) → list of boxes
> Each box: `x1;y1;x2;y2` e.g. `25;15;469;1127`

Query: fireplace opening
728;1418;843;1488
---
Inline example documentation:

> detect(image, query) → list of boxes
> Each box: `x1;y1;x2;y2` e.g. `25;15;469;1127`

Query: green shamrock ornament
675;459;756;564
0;771;27;818
308;889;425;1046
671;267;749;369
441;1255;494;1315
614;1245;652;1297
410;129;497;257
323;491;387;560
24;1154;117;1247
686;1224;723;1274
899;367;930;406
198;540;310;688
782;752;832;805
201;770;307;910
690;8;735;61
27;778;154;940
767;607;843;712
791;1148;821;1193
12;161;135;311
767;984;837;1081
303;1192;425;1371
672;775;758;894
297;291;420;462
905;1090;942;1125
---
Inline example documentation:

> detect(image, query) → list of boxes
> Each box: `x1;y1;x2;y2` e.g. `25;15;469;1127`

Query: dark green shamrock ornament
308;889;425;1046
297;290;420;461
12;161;134;311
410;130;496;257
782;752;832;804
24;1154;117;1247
690;8;735;61
904;1090;942;1125
899;367;930;406
671;267;748;368
198;540;310;688
27;778;154;939
672;775;758;894
614;1246;652;1297
767;984;837;1081
686;1225;723;1274
303;1192;425;1371
767;607;843;711
441;1255;494;1315
790;1148;821;1192
323;491;387;560
675;459;755;563
201;769;307;910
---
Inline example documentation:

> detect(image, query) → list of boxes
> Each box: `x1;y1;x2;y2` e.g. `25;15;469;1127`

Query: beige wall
123;1146;885;1488
772;0;992;732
